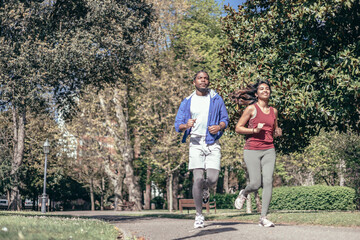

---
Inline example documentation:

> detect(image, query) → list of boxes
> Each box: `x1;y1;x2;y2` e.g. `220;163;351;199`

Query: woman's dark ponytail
230;79;271;106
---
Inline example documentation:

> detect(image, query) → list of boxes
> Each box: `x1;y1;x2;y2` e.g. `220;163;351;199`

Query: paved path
54;211;360;240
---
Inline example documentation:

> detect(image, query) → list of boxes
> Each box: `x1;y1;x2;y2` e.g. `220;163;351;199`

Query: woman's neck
257;99;269;108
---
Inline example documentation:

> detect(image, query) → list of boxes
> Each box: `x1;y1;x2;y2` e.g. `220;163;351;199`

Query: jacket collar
186;89;217;100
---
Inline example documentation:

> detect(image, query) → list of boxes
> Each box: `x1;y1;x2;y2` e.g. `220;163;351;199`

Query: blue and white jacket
174;89;229;144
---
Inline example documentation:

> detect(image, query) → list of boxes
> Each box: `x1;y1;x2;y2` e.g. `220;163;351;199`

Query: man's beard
196;86;209;93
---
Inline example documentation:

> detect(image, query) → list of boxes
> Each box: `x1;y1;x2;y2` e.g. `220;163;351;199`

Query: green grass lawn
0;211;119;240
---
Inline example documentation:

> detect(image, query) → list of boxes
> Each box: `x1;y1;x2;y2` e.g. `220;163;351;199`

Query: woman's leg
192;169;205;214
260;148;276;217
243;150;262;196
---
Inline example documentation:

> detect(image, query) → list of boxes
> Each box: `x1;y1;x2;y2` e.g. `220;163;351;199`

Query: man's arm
174;99;187;132
208;97;229;134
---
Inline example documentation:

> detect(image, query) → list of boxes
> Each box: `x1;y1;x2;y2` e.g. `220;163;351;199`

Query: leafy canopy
219;0;360;152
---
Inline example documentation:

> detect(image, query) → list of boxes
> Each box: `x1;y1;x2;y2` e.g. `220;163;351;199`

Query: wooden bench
179;199;216;214
118;201;135;211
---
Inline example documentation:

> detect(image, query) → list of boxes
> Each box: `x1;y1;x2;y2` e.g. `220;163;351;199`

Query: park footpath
54;211;360;240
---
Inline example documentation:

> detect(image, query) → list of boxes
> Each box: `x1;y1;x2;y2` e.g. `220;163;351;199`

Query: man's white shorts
188;136;221;170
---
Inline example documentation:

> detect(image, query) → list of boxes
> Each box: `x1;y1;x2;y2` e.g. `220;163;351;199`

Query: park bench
118;201;135;211
179;199;216;214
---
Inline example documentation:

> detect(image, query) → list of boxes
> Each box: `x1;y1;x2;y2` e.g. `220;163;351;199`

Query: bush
269;185;356;211
210;193;238;209
211;185;356;211
151;196;165;209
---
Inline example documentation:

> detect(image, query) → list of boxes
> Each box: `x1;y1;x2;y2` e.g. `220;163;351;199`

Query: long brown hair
230;79;272;105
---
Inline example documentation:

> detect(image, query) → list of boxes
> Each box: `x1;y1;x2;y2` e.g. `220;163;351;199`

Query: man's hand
186;119;196;129
208;125;221;134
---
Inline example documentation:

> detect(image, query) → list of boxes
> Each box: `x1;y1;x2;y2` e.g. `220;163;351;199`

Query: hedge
210;185;356;211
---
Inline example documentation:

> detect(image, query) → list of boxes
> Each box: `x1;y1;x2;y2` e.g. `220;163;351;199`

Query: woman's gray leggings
192;168;219;214
243;148;276;217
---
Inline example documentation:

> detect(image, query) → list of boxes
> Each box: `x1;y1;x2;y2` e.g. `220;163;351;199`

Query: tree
130;0;192;211
172;0;224;79
131;0;227;211
20;108;63;210
219;0;360;153
0;0;154;210
0;110;12;204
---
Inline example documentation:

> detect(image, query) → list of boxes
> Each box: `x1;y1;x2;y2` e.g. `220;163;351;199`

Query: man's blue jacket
174;89;229;144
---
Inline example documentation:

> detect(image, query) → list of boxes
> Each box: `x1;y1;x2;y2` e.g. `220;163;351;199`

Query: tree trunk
99;89;142;210
90;178;95;211
10;108;25;211
245;168;251;213
144;164;152;210
172;171;179;211
167;172;173;212
254;190;262;213
103;157;124;210
339;159;345;186
7;190;10;210
100;177;105;210
223;166;229;193
246;193;252;213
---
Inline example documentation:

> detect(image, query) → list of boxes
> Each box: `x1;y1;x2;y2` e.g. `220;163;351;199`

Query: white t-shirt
190;93;210;136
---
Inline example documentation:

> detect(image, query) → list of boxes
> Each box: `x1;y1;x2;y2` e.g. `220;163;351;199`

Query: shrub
151;196;165;209
269;185;356;211
211;185;356;211
210;193;238;209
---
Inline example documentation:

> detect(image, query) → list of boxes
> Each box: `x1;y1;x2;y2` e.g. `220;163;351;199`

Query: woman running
231;79;282;227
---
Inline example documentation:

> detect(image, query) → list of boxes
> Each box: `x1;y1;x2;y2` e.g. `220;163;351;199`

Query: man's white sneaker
259;217;275;227
234;189;247;210
194;214;205;228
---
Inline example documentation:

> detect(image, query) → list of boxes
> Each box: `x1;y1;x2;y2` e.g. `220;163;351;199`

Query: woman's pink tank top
244;103;275;150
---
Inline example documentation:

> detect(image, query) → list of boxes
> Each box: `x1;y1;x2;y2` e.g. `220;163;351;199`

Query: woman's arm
273;108;282;137
235;105;263;134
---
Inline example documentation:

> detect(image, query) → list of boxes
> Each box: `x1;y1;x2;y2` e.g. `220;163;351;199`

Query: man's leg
192;168;205;214
204;168;219;188
202;168;219;203
192;168;206;228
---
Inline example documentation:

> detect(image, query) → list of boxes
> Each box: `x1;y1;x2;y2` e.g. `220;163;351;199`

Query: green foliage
269;186;356;211
219;0;360;152
210;193;238;209
172;0;224;79
0;111;12;196
275;130;360;208
0;0;155;209
213;185;356;210
151;196;165;209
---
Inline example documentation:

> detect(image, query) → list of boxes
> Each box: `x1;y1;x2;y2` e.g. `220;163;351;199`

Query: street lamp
41;139;50;213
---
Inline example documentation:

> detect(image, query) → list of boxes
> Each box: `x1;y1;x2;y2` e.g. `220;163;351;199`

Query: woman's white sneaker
259;217;275;227
234;190;247;210
194;214;205;228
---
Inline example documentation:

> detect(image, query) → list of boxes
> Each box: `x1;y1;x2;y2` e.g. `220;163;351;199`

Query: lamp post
41;139;50;213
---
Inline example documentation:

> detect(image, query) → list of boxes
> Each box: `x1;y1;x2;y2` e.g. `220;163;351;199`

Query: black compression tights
192;168;219;214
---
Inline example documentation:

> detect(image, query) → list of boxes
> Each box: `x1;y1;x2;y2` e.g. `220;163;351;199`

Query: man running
175;70;229;228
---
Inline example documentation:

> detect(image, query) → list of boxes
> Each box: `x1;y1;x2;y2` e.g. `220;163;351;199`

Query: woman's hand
253;123;265;134
274;127;282;137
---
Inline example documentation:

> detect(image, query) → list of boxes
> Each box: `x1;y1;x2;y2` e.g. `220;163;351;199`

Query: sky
216;0;246;10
